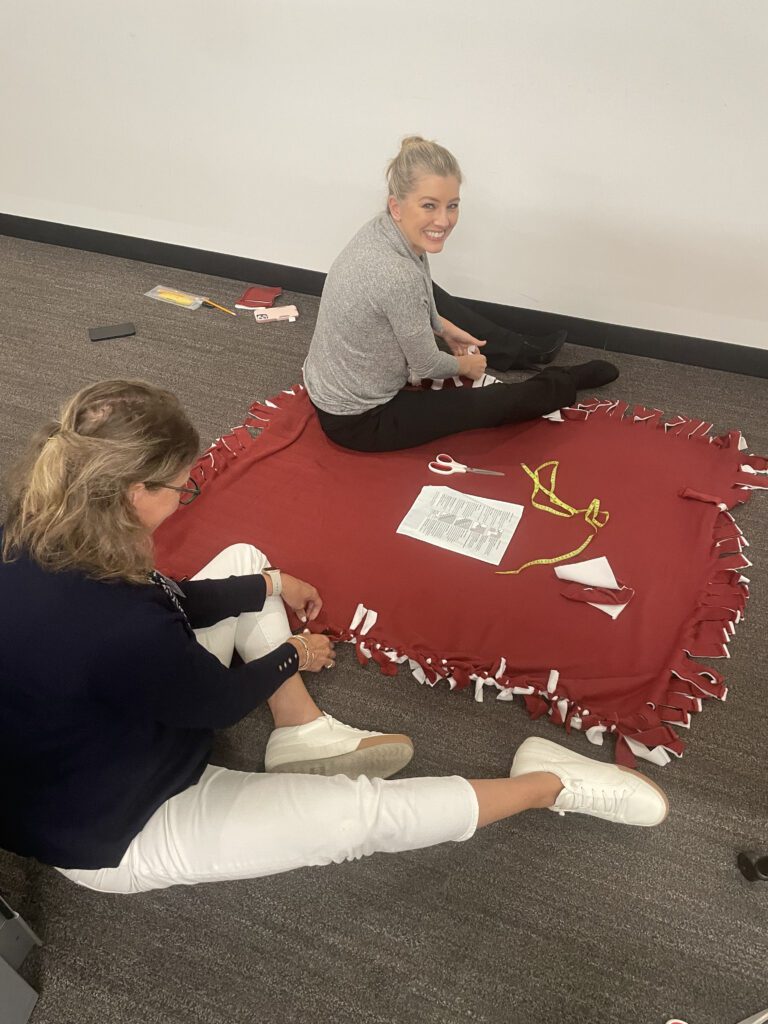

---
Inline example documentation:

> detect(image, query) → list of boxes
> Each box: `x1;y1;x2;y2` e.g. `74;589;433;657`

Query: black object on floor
87;322;136;342
737;852;768;881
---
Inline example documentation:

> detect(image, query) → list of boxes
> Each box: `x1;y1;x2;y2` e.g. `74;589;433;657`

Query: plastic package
145;285;205;310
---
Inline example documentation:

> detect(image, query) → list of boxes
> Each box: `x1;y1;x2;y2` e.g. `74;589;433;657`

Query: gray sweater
303;212;460;415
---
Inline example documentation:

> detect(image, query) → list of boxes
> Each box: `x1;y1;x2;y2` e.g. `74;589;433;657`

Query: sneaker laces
555;778;632;817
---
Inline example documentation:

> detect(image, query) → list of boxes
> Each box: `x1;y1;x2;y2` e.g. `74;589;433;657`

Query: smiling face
388;173;461;257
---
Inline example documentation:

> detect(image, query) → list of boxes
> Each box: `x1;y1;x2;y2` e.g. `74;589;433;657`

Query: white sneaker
264;712;414;779
510;736;669;827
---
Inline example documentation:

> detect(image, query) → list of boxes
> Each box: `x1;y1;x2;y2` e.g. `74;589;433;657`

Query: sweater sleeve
395;327;460;380
93;603;299;729
379;274;460;380
176;574;267;628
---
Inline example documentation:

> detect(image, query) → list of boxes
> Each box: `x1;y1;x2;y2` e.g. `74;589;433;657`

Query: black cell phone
87;323;136;342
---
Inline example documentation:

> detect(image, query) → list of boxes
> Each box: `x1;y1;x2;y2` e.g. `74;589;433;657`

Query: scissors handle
428;454;464;475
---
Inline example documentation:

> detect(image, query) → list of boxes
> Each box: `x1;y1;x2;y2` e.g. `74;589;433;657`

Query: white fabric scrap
360;608;378;636
472;373;502;388
408;659;427;685
622;735;674;766
542;410;564;422
546;669;560;694
586;725;606;746
349;603;366;632
554;556;628;619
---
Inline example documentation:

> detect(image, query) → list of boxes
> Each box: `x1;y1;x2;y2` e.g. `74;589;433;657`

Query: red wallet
235;285;283;309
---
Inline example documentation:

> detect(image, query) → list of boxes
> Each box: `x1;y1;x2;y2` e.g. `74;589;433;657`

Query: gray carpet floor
1;234;766;1024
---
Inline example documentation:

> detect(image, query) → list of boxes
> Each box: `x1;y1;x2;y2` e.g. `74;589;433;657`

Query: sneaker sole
267;740;414;780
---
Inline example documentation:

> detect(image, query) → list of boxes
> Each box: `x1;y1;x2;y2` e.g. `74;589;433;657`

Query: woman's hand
440;320;487;357
287;631;336;672
277;573;323;623
456;351;488;380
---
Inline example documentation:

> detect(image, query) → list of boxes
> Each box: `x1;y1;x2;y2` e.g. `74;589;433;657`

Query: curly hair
2;380;199;582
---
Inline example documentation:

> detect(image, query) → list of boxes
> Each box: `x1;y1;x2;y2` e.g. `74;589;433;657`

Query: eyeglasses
150;479;201;506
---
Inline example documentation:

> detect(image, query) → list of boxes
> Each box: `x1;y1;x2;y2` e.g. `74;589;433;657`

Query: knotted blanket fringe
180;387;765;769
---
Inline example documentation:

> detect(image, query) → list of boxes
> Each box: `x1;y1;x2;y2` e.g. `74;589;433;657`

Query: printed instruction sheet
396;485;524;565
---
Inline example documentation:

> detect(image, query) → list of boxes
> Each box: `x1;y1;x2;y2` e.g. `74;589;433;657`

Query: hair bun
386;136;462;202
401;135;426;149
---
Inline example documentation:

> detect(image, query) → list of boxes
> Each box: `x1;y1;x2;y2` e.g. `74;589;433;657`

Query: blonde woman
0;380;667;894
304;136;618;452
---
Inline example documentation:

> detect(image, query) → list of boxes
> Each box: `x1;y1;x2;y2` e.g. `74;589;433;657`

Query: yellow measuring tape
496;460;609;575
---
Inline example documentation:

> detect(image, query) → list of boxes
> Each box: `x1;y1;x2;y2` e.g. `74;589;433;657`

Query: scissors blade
467;468;505;476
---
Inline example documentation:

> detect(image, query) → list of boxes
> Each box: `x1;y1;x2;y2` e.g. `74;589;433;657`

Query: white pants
59;545;479;893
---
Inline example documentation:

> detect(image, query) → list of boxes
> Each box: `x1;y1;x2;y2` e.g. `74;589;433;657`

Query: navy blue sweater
0;540;300;869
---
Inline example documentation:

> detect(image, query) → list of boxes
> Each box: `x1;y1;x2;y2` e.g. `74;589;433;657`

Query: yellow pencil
203;298;236;316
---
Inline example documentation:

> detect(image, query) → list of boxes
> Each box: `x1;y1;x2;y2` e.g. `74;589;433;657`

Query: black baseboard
2;213;766;379
0;213;326;298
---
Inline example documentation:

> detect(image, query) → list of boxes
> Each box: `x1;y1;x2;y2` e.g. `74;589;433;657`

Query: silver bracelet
291;633;312;671
264;567;282;597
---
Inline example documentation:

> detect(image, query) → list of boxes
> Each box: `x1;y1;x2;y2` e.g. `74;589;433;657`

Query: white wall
2;1;767;350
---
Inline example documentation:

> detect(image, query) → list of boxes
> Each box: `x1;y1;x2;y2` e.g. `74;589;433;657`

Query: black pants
432;282;532;372
315;366;576;452
315;283;575;453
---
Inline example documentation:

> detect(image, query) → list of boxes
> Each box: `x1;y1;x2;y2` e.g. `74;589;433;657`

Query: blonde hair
385;135;463;201
2;380;199;583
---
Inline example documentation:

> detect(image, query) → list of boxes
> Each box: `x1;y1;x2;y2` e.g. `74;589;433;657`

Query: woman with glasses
0;379;669;894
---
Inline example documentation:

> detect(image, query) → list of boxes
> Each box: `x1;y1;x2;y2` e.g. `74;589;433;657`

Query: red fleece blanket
154;384;767;767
